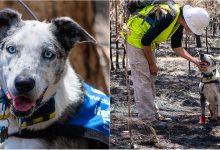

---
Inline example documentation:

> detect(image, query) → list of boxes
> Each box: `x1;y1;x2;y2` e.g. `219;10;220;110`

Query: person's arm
172;47;207;72
141;12;175;75
172;47;199;64
143;46;158;76
171;26;207;72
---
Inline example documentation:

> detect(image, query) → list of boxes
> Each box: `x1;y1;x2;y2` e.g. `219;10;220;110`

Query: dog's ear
0;9;21;40
51;17;96;51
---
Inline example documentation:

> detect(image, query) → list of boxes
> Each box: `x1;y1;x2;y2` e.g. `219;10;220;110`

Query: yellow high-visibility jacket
122;3;181;49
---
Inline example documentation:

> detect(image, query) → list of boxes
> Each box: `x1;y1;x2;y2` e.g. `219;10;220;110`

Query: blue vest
69;83;110;144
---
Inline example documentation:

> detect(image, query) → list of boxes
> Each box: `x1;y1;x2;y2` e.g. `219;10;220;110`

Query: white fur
13;20;54;47
1;137;44;149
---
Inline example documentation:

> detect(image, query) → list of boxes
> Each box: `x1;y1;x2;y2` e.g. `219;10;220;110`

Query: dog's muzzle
199;53;211;67
8;87;48;117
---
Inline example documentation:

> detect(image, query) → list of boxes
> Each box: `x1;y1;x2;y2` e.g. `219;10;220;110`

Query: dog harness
199;69;220;93
68;83;110;143
199;69;220;124
201;69;218;81
0;83;110;145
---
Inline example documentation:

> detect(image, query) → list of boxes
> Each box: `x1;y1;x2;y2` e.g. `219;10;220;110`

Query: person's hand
194;58;208;72
149;63;158;76
199;62;209;72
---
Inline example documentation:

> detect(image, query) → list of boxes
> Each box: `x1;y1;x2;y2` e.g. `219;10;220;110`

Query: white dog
0;9;109;149
199;53;220;125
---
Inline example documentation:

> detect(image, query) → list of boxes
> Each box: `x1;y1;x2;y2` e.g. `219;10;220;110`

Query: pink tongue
13;96;35;112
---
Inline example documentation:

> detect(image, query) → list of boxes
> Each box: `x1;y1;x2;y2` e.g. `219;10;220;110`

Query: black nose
200;53;204;59
14;75;35;93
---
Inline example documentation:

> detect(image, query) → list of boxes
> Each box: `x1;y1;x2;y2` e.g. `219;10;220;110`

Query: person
123;2;210;127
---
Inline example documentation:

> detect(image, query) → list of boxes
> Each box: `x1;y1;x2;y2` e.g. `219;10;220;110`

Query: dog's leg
208;104;218;119
208;104;214;118
199;94;206;124
208;104;219;124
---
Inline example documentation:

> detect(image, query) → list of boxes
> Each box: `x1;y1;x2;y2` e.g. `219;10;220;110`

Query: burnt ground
110;38;220;149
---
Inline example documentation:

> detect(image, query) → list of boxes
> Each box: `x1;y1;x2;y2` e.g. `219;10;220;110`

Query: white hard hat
183;5;210;35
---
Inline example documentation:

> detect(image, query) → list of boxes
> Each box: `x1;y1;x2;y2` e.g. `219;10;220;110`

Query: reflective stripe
33;117;44;124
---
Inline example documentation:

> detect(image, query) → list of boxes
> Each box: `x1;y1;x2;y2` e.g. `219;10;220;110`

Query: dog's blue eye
42;50;55;59
6;46;16;54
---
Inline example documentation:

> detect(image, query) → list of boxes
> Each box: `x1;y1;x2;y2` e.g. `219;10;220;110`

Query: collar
0;87;55;126
16;97;55;128
201;79;220;84
201;68;218;82
200;79;220;94
0;90;55;142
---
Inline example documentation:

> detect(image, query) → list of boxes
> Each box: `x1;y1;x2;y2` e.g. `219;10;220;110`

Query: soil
110;37;220;148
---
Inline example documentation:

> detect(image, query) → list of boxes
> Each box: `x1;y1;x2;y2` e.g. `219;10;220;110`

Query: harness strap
200;79;220;93
10;123;84;138
10;123;109;146
17;98;55;127
202;80;220;84
201;69;217;80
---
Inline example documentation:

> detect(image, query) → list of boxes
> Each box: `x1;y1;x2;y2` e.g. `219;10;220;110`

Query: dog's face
0;9;95;117
199;53;216;73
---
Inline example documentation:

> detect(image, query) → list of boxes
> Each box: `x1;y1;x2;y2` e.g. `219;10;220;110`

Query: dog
0;9;109;149
199;53;220;125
